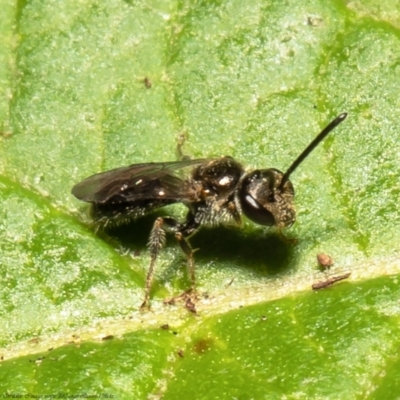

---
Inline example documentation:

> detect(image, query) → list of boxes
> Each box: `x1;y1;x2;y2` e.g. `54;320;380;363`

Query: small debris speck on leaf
317;253;334;269
312;272;351;290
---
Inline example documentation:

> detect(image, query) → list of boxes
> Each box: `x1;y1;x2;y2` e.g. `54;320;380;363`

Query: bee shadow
105;211;297;277
191;225;296;276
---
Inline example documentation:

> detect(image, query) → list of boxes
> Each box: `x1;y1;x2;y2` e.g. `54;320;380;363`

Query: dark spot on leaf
193;338;214;354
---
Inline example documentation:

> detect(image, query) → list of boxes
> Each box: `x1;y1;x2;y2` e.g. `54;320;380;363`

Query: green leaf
1;0;400;398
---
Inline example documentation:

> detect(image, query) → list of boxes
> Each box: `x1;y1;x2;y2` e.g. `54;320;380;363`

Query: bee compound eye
239;171;277;226
241;192;276;226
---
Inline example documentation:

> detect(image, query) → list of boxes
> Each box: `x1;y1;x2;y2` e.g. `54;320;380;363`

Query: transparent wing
71;158;209;203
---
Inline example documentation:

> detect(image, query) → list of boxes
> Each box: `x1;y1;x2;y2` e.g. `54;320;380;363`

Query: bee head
238;112;348;229
238;169;295;228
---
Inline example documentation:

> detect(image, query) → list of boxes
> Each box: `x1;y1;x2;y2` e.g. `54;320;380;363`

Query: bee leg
141;216;188;310
140;217;167;310
141;214;200;311
162;216;200;312
174;231;199;313
175;232;196;290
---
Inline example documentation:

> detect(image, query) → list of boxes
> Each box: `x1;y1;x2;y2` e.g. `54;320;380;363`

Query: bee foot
164;289;199;314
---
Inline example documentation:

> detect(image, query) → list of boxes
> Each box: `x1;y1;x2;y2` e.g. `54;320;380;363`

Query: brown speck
312;272;351;290
177;349;184;358
317;253;334;269
102;335;114;341
160;324;170;330
144;77;152;88
193;338;213;354
28;337;41;344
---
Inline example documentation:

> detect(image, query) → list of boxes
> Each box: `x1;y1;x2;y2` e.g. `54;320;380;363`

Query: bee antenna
279;112;348;190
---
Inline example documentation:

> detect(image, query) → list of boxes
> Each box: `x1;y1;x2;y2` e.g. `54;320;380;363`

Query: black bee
72;113;347;309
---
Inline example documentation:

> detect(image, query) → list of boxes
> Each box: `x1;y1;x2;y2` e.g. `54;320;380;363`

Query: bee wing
71;158;209;203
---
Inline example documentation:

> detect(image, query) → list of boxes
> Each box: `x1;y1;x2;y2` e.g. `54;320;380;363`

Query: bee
72;113;347;309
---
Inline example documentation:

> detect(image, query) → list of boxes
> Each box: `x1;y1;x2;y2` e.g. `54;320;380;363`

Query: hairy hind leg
140;216;199;310
161;219;201;312
141;216;182;310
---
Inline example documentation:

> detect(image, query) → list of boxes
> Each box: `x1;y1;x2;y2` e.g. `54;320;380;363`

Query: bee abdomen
91;199;177;228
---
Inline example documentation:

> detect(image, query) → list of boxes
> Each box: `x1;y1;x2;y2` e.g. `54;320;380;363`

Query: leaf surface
1;0;400;398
